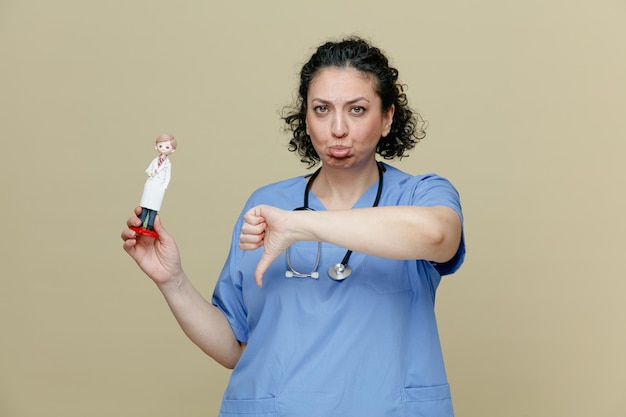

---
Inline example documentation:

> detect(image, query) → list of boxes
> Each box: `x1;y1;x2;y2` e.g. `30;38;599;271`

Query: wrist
291;210;317;242
156;269;186;292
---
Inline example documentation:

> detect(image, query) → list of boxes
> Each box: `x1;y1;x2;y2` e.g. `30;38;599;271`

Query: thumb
254;252;275;287
254;259;268;288
153;214;171;240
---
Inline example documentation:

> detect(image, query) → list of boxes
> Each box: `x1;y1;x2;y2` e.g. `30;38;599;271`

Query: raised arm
122;208;244;368
240;204;462;286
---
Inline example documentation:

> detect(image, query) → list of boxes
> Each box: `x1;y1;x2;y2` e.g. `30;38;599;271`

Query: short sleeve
410;175;466;276
211;215;250;343
210;177;305;343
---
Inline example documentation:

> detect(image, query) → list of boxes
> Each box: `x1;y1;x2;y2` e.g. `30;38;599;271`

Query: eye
313;105;329;113
351;106;366;115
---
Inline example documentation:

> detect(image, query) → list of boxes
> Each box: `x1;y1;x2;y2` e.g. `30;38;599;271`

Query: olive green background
1;1;624;416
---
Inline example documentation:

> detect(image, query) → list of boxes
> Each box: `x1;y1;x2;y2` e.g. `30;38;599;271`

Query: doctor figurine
131;133;177;238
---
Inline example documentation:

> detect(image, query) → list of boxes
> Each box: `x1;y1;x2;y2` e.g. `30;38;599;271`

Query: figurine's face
156;141;175;156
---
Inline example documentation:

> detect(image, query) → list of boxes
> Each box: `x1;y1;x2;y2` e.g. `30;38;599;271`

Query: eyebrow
311;97;371;105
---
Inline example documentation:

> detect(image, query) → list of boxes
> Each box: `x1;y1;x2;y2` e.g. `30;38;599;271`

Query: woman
122;36;465;417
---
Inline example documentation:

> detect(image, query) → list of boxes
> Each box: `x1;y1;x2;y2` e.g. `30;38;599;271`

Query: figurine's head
155;133;177;156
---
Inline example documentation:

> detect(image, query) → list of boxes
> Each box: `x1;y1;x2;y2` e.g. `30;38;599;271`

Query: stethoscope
285;161;385;281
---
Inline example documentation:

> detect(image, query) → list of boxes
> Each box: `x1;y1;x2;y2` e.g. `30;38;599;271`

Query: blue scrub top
213;163;465;417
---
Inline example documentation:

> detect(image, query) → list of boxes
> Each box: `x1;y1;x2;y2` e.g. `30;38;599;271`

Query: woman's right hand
121;207;183;286
122;208;244;368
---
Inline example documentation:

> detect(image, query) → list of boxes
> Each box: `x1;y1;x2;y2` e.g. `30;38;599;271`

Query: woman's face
305;67;394;169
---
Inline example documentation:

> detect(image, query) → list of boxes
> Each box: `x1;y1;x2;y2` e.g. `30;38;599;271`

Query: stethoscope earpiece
285;242;321;279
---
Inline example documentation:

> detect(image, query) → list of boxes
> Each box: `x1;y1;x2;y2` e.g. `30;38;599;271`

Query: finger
243;209;266;226
239;228;264;250
127;213;142;228
239;240;263;250
121;227;138;241
121;226;138;254
239;228;265;243
239;241;263;251
122;237;137;254
239;220;266;249
241;220;266;235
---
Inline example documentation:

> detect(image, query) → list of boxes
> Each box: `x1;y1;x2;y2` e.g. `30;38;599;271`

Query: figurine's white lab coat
140;156;171;211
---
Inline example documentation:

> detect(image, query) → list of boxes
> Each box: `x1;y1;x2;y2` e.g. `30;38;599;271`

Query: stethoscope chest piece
328;263;352;281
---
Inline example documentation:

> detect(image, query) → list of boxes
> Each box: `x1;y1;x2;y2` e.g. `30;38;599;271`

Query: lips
328;146;351;158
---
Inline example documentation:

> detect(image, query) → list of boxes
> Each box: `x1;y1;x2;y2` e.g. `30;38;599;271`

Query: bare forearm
157;271;243;369
294;206;461;263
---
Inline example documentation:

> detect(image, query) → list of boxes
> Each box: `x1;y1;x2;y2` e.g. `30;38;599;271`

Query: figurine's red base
130;226;159;238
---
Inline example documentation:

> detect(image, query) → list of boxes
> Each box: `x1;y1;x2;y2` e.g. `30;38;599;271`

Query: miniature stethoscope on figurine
285;162;385;281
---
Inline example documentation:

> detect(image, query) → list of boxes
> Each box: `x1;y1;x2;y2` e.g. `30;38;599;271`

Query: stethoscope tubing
285;162;385;281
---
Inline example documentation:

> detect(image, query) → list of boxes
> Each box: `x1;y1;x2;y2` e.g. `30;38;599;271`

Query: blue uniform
213;163;465;417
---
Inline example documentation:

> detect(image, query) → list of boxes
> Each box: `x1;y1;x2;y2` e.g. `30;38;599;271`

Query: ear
381;104;395;137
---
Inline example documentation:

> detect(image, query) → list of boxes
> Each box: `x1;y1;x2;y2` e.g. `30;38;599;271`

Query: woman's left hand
239;204;462;288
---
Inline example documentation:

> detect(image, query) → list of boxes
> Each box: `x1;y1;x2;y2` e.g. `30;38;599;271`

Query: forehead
309;67;378;98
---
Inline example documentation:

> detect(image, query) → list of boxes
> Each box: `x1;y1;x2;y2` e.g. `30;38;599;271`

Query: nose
331;113;348;138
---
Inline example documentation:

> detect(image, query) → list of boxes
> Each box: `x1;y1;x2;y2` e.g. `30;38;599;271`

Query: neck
311;161;381;210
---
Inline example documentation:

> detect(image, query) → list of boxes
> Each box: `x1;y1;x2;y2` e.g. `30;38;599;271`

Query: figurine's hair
156;133;177;149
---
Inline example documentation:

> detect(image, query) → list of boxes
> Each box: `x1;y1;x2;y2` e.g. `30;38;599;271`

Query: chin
323;157;354;168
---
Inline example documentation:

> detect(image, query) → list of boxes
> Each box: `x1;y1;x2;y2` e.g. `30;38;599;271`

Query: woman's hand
121;207;183;287
238;204;462;287
239;205;296;287
122;207;245;368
